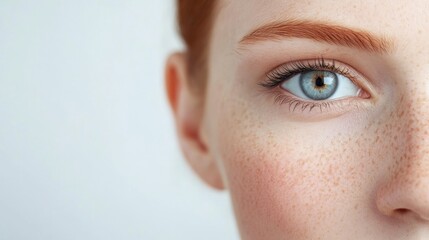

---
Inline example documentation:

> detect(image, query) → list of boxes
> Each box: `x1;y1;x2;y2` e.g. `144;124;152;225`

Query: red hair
177;0;217;92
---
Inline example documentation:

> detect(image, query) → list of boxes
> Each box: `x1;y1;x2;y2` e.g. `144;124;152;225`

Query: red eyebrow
239;20;394;54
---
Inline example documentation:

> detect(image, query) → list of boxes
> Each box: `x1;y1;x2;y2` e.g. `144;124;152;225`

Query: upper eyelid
262;58;362;89
269;58;352;78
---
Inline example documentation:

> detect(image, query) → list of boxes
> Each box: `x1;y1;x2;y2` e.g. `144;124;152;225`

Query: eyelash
259;58;364;113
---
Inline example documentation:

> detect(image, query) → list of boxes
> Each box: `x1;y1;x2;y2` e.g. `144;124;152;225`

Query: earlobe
165;52;225;190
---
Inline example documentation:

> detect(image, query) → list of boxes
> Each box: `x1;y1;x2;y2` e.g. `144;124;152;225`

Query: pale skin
166;0;429;239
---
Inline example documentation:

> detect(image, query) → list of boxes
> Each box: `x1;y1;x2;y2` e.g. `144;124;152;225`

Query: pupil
315;76;324;87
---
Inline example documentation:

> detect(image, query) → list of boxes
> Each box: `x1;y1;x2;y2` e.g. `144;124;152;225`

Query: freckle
415;180;421;188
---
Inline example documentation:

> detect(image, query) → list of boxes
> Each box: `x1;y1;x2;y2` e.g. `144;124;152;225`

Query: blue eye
280;70;360;101
300;71;338;100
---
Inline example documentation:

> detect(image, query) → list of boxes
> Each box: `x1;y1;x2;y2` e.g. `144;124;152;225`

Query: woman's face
196;0;429;239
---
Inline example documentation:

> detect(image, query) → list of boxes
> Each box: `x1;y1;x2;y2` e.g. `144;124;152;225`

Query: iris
300;71;338;100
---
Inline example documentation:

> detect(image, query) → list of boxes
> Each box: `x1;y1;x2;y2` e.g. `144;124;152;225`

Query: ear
165;52;224;190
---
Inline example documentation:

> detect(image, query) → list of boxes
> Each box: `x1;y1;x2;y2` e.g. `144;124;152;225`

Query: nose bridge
397;88;429;180
405;62;429;146
397;58;429;148
375;76;429;221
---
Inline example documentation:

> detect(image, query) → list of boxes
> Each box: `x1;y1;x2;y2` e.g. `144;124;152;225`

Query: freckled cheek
214;118;346;235
212;106;392;237
218;137;336;237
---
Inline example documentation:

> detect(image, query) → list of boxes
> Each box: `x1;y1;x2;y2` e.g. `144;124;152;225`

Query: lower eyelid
274;93;320;112
273;91;331;112
270;88;371;116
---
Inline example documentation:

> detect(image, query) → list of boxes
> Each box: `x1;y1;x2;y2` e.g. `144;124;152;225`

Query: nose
377;176;429;221
376;92;429;222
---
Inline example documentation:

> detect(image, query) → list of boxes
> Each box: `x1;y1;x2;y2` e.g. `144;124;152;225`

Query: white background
0;1;239;239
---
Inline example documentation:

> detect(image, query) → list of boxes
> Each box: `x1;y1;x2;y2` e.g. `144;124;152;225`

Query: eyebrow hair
239;20;394;54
